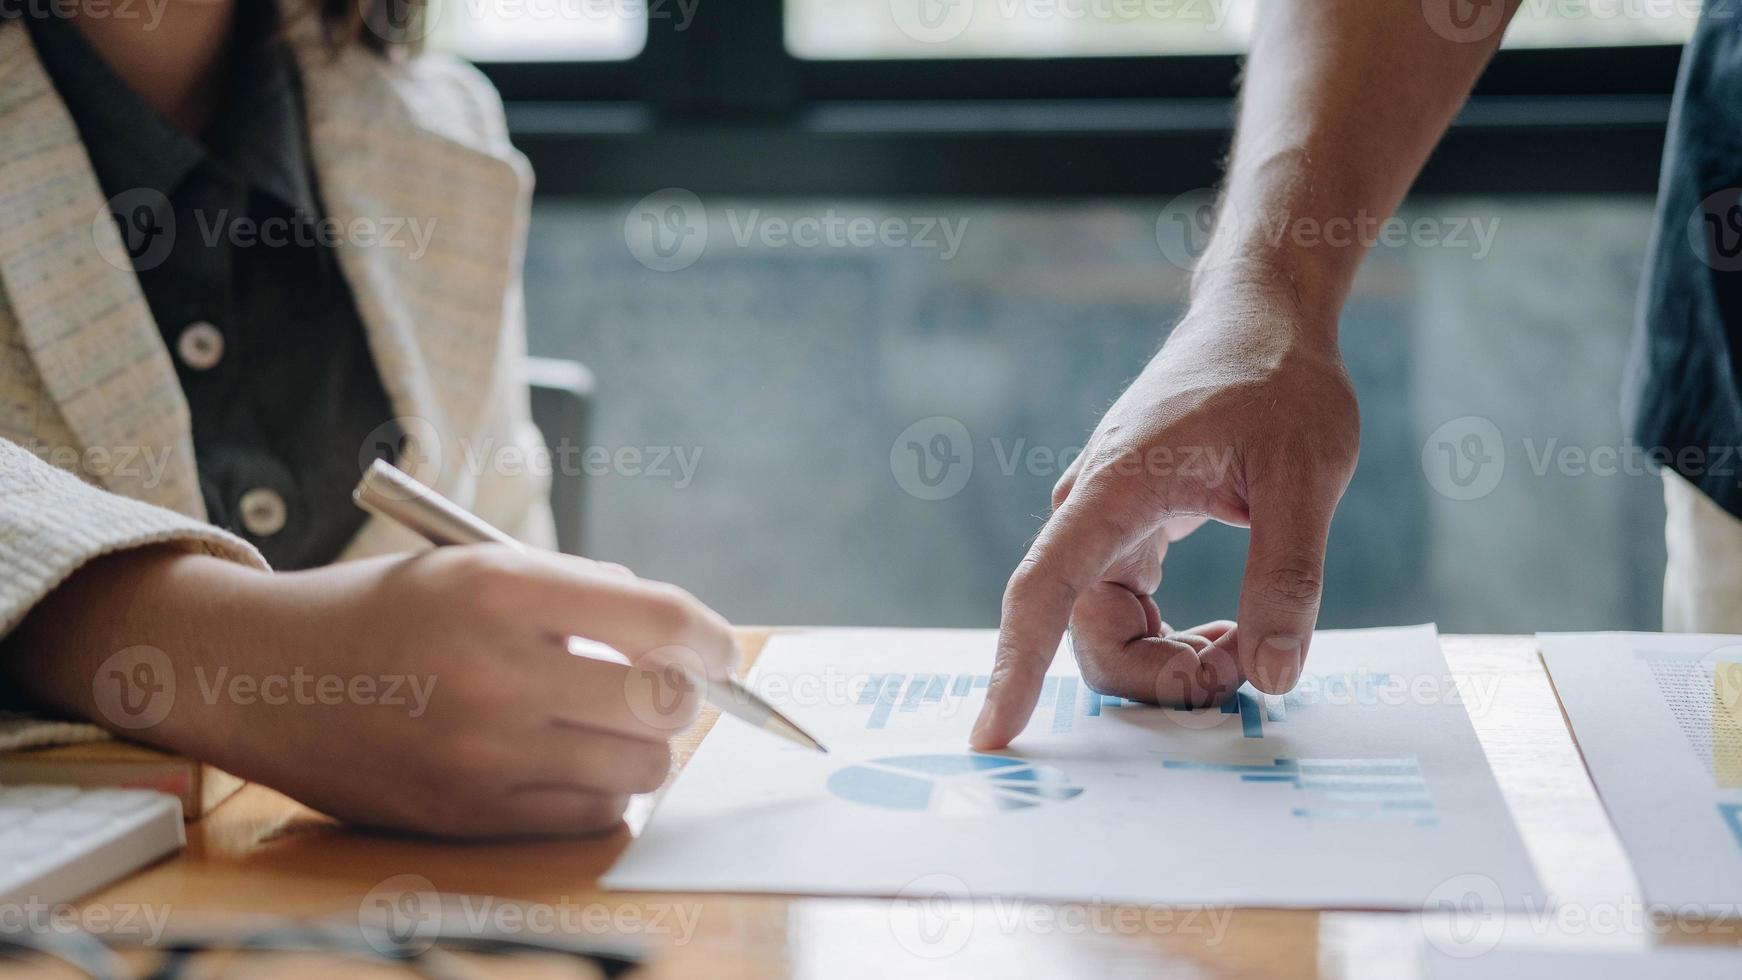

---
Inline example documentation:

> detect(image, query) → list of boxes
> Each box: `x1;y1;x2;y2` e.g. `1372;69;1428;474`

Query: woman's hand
2;544;738;839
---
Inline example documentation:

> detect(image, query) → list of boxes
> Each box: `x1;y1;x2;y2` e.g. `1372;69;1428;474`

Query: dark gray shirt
27;3;400;568
1627;6;1742;517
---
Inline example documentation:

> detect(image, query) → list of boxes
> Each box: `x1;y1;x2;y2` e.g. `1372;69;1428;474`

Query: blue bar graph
866;676;902;729
1166;757;1435;826
852;673;1356;734
1238;691;1264;738
899;675;929;712
1721;803;1742;851
1164;759;1299;774
1052;677;1077;733
855;675;888;705
923;675;946;703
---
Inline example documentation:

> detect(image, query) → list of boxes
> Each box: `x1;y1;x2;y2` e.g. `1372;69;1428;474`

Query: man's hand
968;0;1521;749
971;286;1359;749
4;544;738;838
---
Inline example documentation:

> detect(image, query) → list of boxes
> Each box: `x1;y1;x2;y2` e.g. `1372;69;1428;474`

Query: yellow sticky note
1713;661;1742;788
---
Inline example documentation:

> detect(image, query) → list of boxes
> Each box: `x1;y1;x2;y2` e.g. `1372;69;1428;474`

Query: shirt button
176;321;225;371
238;487;288;538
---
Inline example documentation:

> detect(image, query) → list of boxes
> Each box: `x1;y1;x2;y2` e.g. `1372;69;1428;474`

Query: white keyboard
0;785;184;905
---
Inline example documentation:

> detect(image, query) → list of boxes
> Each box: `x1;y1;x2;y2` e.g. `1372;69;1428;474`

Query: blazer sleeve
0;438;267;749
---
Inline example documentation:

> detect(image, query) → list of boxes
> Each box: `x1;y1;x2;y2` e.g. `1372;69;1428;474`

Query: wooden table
24;632;1742;977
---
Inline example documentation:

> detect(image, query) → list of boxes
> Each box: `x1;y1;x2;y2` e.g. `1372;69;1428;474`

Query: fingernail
1254;636;1303;693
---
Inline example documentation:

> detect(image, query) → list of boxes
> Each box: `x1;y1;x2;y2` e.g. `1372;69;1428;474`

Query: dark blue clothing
1628;6;1742;516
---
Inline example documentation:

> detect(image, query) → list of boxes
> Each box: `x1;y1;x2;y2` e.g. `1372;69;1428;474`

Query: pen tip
768;713;829;754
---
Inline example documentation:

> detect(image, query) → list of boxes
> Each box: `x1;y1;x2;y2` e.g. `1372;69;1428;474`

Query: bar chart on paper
852;669;1389;737
605;626;1541;909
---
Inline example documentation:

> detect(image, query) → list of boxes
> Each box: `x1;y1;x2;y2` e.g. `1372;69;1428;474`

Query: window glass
426;0;647;61
786;0;1698;60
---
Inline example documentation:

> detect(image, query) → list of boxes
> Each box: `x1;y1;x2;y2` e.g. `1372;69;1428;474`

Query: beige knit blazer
0;18;555;749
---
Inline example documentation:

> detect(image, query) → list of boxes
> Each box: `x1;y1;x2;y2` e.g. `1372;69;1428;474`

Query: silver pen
353;459;827;753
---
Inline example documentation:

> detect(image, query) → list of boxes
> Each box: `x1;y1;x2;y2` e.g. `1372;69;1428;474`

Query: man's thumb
1236;493;1335;695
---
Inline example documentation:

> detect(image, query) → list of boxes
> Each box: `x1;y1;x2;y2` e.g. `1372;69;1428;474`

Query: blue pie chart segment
827;754;1084;816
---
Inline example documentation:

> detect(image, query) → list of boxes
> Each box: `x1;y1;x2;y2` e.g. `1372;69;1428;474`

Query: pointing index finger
971;491;1130;749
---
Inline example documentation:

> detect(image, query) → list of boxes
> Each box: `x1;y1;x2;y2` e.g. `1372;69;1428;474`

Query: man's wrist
1185;259;1344;350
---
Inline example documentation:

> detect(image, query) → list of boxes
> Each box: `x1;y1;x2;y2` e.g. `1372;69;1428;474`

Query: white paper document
1426;945;1742;980
1539;632;1742;912
606;625;1541;908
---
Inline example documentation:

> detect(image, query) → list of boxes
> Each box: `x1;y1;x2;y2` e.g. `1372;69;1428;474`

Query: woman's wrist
2;546;279;760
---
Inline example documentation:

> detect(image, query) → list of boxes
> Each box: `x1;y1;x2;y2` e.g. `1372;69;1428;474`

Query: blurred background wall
519;196;1666;631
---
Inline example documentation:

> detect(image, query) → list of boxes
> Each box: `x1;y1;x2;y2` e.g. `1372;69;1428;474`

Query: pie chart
826;754;1084;817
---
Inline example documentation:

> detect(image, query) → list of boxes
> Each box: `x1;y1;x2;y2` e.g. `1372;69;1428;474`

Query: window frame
472;1;1685;198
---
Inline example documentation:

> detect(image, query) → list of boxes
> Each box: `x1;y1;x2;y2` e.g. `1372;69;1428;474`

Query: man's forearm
1196;0;1521;322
